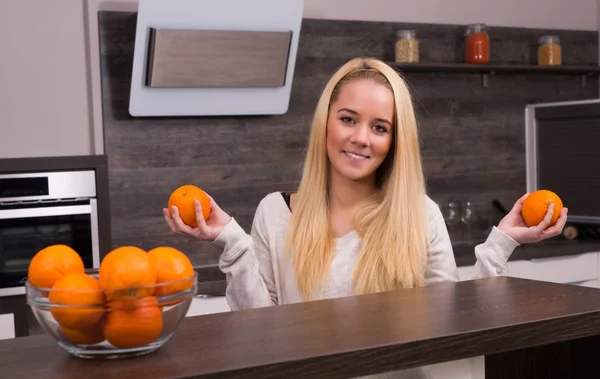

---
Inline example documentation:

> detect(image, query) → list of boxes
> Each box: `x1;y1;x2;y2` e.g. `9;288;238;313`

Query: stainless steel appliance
0;170;100;296
525;98;600;224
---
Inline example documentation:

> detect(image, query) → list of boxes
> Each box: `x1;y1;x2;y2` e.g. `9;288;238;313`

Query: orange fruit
147;247;195;297
168;185;210;228
48;273;105;329
28;244;85;289
104;296;163;349
99;246;157;300
60;318;106;345
521;189;564;227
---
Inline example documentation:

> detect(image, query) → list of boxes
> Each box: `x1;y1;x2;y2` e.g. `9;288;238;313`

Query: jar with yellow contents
538;35;562;66
395;30;419;63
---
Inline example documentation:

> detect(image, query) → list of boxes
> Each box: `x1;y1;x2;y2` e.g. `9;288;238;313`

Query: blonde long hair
285;57;429;301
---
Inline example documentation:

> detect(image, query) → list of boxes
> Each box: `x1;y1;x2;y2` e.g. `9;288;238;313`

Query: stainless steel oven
0;170;100;296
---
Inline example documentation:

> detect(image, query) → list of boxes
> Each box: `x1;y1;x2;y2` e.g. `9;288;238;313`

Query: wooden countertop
2;277;600;378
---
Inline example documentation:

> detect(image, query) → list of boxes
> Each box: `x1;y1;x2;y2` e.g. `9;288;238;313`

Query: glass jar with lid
538;35;561;66
395;30;419;63
465;23;490;64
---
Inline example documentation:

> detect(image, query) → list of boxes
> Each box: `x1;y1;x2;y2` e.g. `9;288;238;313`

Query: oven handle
90;199;100;269
0;205;92;220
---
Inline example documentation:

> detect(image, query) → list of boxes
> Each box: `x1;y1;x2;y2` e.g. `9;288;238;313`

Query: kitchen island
1;276;600;378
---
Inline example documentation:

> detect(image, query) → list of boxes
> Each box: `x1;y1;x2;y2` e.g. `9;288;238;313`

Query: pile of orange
521;189;564;227
27;244;195;348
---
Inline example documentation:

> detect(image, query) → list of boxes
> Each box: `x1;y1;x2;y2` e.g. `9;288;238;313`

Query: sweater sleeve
212;199;278;311
425;198;520;284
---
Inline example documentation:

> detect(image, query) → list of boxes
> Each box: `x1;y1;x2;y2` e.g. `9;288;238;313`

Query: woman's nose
350;125;369;146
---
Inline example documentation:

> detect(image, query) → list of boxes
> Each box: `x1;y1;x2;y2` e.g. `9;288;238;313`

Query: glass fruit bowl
25;269;198;359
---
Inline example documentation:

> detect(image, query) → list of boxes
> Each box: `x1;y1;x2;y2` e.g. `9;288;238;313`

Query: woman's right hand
163;194;232;242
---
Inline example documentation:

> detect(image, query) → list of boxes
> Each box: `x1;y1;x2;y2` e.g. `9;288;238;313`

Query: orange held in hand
48;273;106;329
168;184;210;228
104;296;163;349
28;244;85;289
99;246;157;300
521;189;564;227
147;247;195;297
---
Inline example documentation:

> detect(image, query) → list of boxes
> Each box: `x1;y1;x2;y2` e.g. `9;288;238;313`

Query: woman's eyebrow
337;108;392;125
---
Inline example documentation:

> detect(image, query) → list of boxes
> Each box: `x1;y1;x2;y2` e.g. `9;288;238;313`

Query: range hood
129;0;304;117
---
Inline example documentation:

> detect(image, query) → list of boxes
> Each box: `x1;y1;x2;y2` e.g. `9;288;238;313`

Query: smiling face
326;79;395;186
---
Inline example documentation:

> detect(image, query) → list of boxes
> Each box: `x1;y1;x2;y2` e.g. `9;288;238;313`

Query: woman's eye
373;125;388;133
340;116;354;124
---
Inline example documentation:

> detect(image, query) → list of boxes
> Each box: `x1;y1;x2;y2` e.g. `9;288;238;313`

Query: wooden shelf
387;62;600;88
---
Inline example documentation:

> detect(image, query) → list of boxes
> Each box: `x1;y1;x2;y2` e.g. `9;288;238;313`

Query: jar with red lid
465;23;490;64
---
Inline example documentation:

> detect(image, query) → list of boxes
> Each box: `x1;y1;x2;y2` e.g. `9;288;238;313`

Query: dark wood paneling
391;62;600;74
2;277;600;378
485;337;600;379
98;12;598;265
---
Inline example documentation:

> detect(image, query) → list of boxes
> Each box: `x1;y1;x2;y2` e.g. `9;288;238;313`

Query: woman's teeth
345;151;368;159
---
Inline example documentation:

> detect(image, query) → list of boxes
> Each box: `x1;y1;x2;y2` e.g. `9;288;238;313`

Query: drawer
186;296;231;318
508;252;598;284
457;265;474;281
0;314;15;340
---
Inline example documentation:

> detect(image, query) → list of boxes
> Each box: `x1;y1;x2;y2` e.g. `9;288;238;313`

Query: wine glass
461;201;478;242
444;201;461;242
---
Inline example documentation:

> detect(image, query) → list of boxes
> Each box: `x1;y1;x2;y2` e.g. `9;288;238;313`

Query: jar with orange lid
538;35;562;66
465;23;490;64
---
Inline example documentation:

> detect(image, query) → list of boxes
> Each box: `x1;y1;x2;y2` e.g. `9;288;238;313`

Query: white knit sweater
212;191;520;379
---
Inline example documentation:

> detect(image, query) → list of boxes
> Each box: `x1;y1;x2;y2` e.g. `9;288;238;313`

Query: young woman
163;58;567;310
163;57;567;375
164;56;566;305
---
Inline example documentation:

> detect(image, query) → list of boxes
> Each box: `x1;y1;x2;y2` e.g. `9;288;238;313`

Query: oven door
0;199;99;296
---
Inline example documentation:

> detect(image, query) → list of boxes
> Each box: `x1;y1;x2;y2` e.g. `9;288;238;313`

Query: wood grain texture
2;277;600;378
485;336;600;379
98;12;598;265
146;28;292;87
390;62;600;74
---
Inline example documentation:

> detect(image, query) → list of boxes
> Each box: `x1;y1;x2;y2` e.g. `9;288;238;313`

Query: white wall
304;0;598;30
1;0;598;159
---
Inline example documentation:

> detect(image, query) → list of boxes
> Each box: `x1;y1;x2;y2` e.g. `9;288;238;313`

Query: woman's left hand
497;193;568;244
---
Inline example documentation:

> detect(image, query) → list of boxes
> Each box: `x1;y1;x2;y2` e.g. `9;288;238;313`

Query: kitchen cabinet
437;250;600;379
507;251;599;285
0;296;30;339
427;358;483;379
186;296;231;318
0;314;15;340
